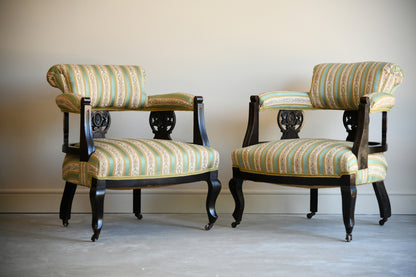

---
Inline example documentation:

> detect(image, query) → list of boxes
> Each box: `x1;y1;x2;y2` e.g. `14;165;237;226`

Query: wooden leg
372;181;391;225
59;182;77;227
89;180;106;242
133;189;143;220
307;188;318;219
204;171;221;230
340;176;357;242
229;177;244;228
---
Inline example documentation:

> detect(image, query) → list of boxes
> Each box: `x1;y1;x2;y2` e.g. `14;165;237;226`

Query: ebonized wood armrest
193;96;210;146
80;98;95;161
242;95;260;147
352;96;370;170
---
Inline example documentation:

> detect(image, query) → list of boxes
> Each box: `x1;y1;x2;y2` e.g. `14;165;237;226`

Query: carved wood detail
149;111;176;140
277;110;304;139
343;111;358;142
92;111;111;138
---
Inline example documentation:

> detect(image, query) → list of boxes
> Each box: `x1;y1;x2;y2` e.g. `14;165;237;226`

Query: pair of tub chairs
47;62;403;242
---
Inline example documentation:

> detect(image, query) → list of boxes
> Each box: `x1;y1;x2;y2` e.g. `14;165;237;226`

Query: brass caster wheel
379;218;387;226
135;213;143;220
307;212;315;219
62;220;69;227
91;234;99;242
204;223;213;230
231;221;240;228
345;233;352;242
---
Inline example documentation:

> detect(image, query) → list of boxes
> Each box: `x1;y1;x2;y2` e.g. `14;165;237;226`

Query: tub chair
47;64;221;241
229;61;403;241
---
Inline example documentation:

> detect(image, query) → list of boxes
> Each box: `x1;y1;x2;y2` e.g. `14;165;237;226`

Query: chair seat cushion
232;139;387;185
63;138;220;187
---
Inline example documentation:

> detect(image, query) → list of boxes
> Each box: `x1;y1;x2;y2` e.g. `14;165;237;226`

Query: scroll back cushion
47;64;147;110
310;62;403;110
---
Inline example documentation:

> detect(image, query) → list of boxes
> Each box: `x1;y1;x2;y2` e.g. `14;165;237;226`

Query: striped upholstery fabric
310;62;403;110
63;138;220;187
144;93;194;111
259;91;314;111
47;64;147;111
232;139;387;185
367;92;396;113
55;93;83;113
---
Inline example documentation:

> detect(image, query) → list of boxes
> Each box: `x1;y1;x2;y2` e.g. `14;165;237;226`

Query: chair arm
56;93;82;113
60;97;95;161
258;91;314;111
56;92;196;113
364;92;396;113
352;96;370;170
80;98;95;161
143;93;194;111
193;96;210;146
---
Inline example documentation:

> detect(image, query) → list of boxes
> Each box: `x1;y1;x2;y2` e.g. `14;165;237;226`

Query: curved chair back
47;64;147;110
310;62;403;110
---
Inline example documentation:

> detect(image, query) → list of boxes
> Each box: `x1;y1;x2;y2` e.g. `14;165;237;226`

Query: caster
231;221;240;228
91;233;99;242
204;223;213;230
135;213;143;220
379;218;387;226
91;228;101;242
307;212;315;219
62;220;69;227
345;233;352;242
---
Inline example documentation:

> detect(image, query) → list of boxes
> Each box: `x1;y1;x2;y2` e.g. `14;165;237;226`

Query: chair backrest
47;64;147;110
309;62;403;110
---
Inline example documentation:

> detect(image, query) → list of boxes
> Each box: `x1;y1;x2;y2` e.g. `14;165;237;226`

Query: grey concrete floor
0;213;415;277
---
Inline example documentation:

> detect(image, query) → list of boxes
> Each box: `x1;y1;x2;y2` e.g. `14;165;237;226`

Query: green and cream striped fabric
232;138;387;185
55;93;83;113
367;92;396;113
310;62;403;110
258;91;314;111
47;64;147;111
63;138;220;187
144;93;194;111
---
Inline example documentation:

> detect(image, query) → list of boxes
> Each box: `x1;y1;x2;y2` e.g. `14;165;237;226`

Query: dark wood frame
229;95;391;242
59;96;221;241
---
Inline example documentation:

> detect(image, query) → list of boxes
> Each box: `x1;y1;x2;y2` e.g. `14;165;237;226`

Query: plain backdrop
1;0;415;214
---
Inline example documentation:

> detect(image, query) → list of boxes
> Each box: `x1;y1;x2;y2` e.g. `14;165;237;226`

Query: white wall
1;0;415;214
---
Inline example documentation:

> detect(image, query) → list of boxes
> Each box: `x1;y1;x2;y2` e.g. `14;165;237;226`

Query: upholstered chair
229;62;403;241
47;65;221;241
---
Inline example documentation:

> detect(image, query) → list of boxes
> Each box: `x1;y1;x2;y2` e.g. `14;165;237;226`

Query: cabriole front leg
229;177;244;228
204;172;221;230
59;182;77;227
89;180;106;242
340;177;357;242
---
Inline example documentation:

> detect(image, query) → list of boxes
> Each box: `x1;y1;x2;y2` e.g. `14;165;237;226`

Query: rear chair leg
60;182;77;227
307;188;318;219
205;171;221;230
133;189;143;220
372;181;391;225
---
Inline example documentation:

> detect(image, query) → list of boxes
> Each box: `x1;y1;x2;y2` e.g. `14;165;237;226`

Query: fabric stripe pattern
310;62;403;110
144;93;194;111
258;91;314;111
367;92;396;113
62;138;220;187
47;64;147;110
232;139;387;185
